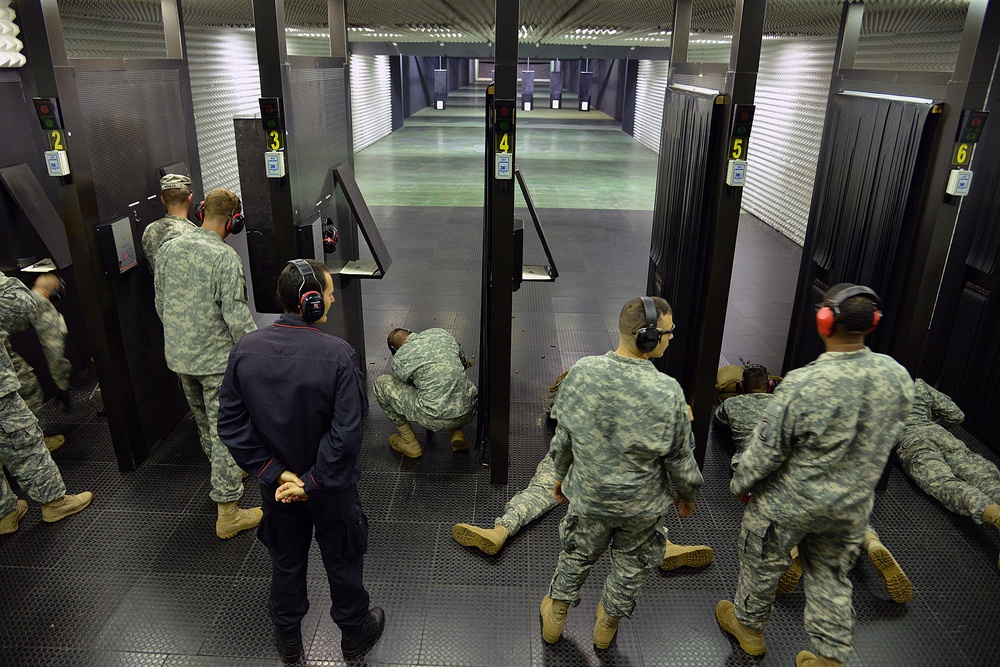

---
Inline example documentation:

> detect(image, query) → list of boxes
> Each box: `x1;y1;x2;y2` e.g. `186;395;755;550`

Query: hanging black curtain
646;88;722;394
784;94;937;372
935;105;1000;452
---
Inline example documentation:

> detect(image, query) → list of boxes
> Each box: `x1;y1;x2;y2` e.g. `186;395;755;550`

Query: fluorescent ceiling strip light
842;90;934;104
671;83;722;96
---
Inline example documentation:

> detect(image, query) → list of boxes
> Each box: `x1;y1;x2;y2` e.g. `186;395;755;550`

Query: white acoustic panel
186;27;262;198
350;54;393;153
632;59;669;153
742;36;836;246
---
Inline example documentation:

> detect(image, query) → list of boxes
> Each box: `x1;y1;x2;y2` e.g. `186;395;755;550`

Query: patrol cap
160;173;191;192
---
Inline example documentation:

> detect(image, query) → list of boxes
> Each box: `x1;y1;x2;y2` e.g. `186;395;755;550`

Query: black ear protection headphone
635;296;663;354
736;363;777;394
388;329;413;356
197;197;246;235
322;220;339;254
49;277;67;304
288;259;325;322
815;284;882;337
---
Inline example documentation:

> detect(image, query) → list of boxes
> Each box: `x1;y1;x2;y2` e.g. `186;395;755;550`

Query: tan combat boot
539;595;569;644
0;500;28;535
41;492;93;523
44;435;65;453
983;504;1000;530
452;523;509;555
863;532;912;603
216;502;262;539
449;428;468;452
796;650;843;666
715;600;765;656
777;545;803;595
593;601;620;649
389;423;422;458
661;540;714;571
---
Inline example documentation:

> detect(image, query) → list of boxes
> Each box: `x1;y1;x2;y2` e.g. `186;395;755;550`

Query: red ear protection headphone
197;197;246;235
288;259;324;322
322;222;339;254
815;284;882;337
736;363;777;394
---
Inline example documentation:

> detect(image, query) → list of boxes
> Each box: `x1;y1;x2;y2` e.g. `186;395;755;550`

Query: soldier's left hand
552;480;568;504
673;492;696;517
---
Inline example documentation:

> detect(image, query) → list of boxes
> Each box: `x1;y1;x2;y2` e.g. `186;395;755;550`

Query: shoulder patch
757;417;771;441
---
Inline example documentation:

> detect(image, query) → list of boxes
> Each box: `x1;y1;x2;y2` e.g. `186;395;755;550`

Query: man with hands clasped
218;259;384;664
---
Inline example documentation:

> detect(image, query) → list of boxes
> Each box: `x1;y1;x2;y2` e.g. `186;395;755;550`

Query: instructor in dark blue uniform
218;259;384;663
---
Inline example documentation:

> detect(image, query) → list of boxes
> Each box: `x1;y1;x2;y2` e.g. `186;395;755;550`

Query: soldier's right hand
552;480;568;505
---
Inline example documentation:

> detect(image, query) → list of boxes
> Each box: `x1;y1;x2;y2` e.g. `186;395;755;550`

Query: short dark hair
742;364;769;392
619;296;671;338
822;283;878;334
162;188;191;208
387;328;410;352
277;259;329;314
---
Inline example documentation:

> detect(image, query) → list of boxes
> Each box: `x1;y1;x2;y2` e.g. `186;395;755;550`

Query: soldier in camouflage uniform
713;364;912;603
373;327;477;458
142;173;198;274
539;296;703;650
155;187;261;540
897;378;1000;569
453;454;714;569
716;284;914;667
0;272;92;535
0;273;73;452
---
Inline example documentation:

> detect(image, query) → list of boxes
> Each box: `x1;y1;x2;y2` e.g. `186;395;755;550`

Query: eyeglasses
657;325;676;339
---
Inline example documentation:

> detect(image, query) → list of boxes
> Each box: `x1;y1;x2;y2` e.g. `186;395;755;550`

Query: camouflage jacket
0;273;38;398
713;392;772;453
549;351;703;518
732;347;913;515
154;227;256;376
391;328;477;419
1;291;71;390
142;214;198;274
898;379;965;450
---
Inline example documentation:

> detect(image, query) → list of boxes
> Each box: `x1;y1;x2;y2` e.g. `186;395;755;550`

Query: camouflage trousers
178;373;243;504
548;507;667;618
5;344;45;430
373;374;475;432
496;456;560;535
0;394;65;516
898;426;1000;523
735;501;868;664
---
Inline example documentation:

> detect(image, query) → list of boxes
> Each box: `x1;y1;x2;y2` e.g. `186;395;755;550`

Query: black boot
341;607;385;659
274;625;304;664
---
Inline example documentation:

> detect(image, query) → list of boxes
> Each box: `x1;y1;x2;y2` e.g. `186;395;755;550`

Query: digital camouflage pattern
374;328;477;429
0;338;44;420
720;390;876;547
154;227;256;376
0;290;72;429
730;347;913;664
142;214;197;274
713;392;772;470
0;273;66;516
179;373;243;504
545;351;701;618
548;507;667;617
549;351;702;517
495;456;560;535
897;379;1000;523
